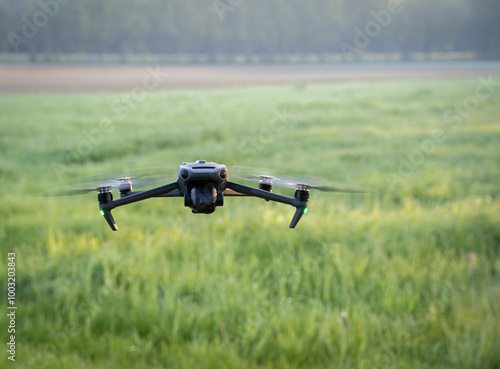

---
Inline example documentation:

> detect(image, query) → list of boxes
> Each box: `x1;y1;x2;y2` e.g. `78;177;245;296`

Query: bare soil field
1;61;499;93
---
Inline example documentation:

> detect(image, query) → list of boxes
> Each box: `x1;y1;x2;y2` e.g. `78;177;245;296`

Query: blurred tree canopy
1;0;499;58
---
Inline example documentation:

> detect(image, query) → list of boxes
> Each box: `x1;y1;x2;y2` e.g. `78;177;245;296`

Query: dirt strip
1;62;499;93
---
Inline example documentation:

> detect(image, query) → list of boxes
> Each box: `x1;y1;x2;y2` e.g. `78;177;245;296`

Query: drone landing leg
289;206;307;229
99;182;180;231
100;208;118;231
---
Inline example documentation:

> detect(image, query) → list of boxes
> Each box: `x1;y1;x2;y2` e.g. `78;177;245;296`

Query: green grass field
1;77;499;368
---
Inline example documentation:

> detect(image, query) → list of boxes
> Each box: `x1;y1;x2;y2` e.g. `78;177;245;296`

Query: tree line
1;0;499;60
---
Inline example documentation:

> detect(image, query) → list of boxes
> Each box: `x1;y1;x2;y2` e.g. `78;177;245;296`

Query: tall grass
0;78;499;368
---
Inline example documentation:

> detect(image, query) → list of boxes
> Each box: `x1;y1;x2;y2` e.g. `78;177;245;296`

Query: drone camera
185;182;223;214
191;183;217;204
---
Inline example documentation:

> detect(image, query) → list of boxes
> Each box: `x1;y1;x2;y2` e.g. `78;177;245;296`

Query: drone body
95;160;311;231
58;159;366;231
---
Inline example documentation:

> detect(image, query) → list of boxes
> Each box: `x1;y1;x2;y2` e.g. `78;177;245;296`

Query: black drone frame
98;160;309;231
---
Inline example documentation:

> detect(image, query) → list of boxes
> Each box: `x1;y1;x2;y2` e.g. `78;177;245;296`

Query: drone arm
225;181;297;206
222;188;247;196
110;182;180;208
225;181;308;228
99;182;180;231
120;188;184;198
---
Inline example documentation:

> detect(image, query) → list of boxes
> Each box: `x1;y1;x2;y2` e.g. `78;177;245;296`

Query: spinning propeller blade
45;168;176;196
231;171;370;193
57;176;170;195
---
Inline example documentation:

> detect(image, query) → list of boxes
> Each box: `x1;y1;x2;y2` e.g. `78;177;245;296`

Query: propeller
231;169;370;193
46;169;175;196
60;176;167;195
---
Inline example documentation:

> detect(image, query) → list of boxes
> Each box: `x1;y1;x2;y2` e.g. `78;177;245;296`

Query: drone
61;160;367;231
